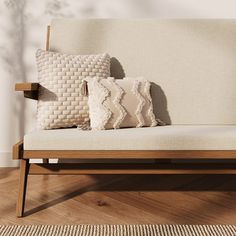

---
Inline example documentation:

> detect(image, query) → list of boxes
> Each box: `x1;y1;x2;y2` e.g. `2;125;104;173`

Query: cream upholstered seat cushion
36;49;110;130
24;125;236;151
86;77;158;130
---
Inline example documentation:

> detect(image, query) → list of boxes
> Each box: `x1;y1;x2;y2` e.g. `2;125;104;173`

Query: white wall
1;0;236;167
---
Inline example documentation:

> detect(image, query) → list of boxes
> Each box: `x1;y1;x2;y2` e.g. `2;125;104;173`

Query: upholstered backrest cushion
49;19;236;125
36;49;110;129
85;77;158;130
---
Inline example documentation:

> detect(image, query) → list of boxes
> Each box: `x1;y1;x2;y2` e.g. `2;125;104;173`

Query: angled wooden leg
16;159;29;217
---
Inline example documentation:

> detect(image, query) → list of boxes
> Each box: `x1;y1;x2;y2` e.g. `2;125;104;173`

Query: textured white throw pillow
85;77;158;130
36;49;110;129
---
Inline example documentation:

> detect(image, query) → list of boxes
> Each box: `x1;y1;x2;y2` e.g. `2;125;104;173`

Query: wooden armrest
15;83;39;91
13;140;24;160
15;83;39;100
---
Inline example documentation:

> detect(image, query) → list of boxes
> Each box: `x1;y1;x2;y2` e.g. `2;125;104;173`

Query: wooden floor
1;167;236;224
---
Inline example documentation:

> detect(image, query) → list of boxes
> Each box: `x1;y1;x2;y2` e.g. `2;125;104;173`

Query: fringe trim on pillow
156;118;166;126
94;78;112;130
77;119;91;130
132;80;145;128
143;80;158;127
108;77;127;129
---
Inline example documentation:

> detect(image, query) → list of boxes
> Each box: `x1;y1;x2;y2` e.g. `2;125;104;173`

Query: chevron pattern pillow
85;77;158;130
36;49;110;129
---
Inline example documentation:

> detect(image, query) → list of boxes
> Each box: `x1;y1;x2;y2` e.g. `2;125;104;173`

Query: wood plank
15;83;39;91
46;25;50;51
28;163;236;175
12;140;24;160
23;150;236;159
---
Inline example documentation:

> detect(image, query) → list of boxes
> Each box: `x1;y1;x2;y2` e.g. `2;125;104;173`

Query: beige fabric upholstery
49;19;236;125
86;77;157;130
36;49;110;129
24;125;236;150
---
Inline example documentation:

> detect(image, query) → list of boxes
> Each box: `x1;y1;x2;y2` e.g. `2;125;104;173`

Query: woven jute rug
0;224;236;236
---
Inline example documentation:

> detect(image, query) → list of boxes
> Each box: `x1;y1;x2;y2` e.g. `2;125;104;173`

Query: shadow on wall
151;83;171;125
44;0;75;17
3;0;26;153
110;57;125;80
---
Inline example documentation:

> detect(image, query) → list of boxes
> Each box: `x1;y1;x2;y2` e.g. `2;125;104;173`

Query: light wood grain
23;150;236;159
15;83;39;91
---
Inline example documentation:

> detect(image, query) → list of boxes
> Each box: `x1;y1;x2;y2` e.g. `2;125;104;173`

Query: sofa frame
13;25;236;217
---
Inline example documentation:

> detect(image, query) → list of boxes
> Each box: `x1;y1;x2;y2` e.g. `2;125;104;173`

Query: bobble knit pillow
36;49;110;129
85;77;159;130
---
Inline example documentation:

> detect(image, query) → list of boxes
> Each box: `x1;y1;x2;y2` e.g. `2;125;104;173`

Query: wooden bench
13;19;236;217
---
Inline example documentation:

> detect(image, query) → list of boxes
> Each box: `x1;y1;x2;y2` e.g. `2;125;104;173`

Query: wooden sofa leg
16;159;29;217
43;159;49;164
